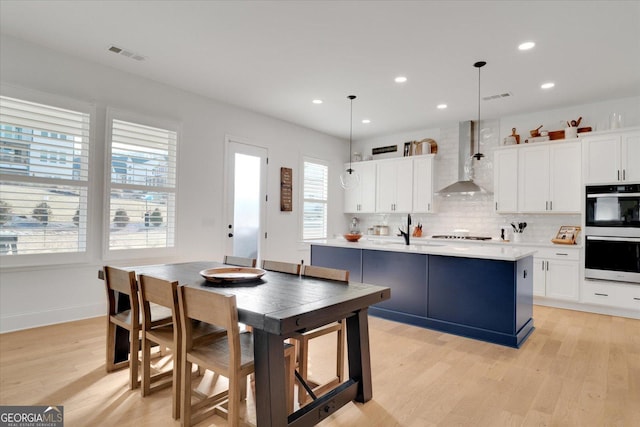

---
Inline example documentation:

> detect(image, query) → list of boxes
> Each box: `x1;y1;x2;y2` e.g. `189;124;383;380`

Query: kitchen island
310;240;536;348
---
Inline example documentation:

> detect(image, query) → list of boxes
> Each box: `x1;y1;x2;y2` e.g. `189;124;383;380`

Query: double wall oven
584;184;640;284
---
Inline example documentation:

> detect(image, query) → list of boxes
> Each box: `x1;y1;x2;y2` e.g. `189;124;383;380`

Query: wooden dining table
102;261;390;427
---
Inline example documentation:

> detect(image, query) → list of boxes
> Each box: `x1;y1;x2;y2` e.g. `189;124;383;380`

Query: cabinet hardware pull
428;203;431;211
546;261;550;270
555;253;568;256
495;202;498;211
545;201;548;210
541;261;545;271
634;297;640;301
623;169;626;181
549;200;552;210
618;170;620;181
594;293;608;297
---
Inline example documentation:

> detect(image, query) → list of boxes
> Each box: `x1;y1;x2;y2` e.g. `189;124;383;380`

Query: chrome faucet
399;213;411;245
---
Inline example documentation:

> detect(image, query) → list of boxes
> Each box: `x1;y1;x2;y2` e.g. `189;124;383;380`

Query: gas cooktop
431;235;493;241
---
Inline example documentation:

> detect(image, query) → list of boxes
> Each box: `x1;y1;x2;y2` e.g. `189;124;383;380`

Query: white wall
351;96;640;242
0;36;348;332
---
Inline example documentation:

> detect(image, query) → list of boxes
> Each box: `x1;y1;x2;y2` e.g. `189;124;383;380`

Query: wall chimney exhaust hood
435;121;492;196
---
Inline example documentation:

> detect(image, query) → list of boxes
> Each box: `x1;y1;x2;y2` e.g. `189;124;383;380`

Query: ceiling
1;1;639;140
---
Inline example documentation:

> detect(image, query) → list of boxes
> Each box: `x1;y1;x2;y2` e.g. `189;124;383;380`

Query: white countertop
310;238;538;261
348;235;582;249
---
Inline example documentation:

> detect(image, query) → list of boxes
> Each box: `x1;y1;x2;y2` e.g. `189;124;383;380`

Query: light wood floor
1;305;638;426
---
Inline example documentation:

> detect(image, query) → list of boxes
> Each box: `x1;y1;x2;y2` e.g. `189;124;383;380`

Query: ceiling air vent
482;92;512;101
108;45;146;61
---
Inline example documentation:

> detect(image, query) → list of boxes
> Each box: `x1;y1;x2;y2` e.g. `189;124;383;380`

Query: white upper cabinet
412;155;435;213
343;155;434;214
518;145;551;212
549;142;583;212
376;157;413;213
583;130;640;184
518;141;581;213
343;161;376;213
622;132;640;182
493;147;518;212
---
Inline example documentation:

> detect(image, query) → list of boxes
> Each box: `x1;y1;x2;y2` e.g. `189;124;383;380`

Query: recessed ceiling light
394;76;407;83
518;41;535;51
437;104;447;109
541;82;555;89
312;99;323;104
362;119;371;124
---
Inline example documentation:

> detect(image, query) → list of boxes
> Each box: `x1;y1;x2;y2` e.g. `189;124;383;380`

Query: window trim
300;156;329;241
0;84;95;269
102;107;180;261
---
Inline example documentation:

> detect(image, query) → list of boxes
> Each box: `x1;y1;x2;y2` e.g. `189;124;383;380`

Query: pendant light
472;61;486;160
340;95;360;190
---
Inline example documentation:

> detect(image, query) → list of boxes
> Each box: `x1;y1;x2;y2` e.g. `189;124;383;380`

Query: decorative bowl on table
344;233;362;242
199;267;266;284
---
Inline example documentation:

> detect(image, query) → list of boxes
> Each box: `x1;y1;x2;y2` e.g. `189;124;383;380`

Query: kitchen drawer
582;280;640;310
533;247;580;261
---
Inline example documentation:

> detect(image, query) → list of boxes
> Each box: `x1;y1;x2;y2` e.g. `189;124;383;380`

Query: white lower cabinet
532;247;580;301
582;280;640;310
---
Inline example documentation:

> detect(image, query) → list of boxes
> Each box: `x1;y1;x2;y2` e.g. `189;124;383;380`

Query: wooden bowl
344;233;362;242
548;130;565;140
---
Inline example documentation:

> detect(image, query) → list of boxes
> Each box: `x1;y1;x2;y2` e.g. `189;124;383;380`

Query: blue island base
311;245;535;349
369;306;535;348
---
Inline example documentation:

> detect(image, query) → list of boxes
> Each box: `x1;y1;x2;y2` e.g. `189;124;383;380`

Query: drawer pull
555;253;568;256
594;293;608;297
634;297;640;301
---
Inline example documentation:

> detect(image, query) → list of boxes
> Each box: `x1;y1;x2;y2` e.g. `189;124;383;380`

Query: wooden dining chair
178;286;295;426
103;265;172;390
296;265;350;406
261;259;301;275
223;255;257;268
138;275;225;420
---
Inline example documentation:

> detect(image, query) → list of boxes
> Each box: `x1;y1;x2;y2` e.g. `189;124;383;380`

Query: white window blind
107;118;177;251
0;95;90;256
302;160;328;239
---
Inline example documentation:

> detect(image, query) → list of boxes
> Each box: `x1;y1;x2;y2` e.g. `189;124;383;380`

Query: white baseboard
0;303;104;333
534;297;640;320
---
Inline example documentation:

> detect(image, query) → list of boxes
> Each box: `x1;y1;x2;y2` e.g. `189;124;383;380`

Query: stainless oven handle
587;193;640;198
586;235;640;242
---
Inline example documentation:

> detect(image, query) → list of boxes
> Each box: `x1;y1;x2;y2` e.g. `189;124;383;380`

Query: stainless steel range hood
435;121;491;196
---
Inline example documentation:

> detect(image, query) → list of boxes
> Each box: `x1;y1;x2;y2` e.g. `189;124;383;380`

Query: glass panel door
225;138;267;259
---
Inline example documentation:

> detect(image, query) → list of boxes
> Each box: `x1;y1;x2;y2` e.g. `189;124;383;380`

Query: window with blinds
107;117;177;251
302;160;328;240
0;95;90;257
